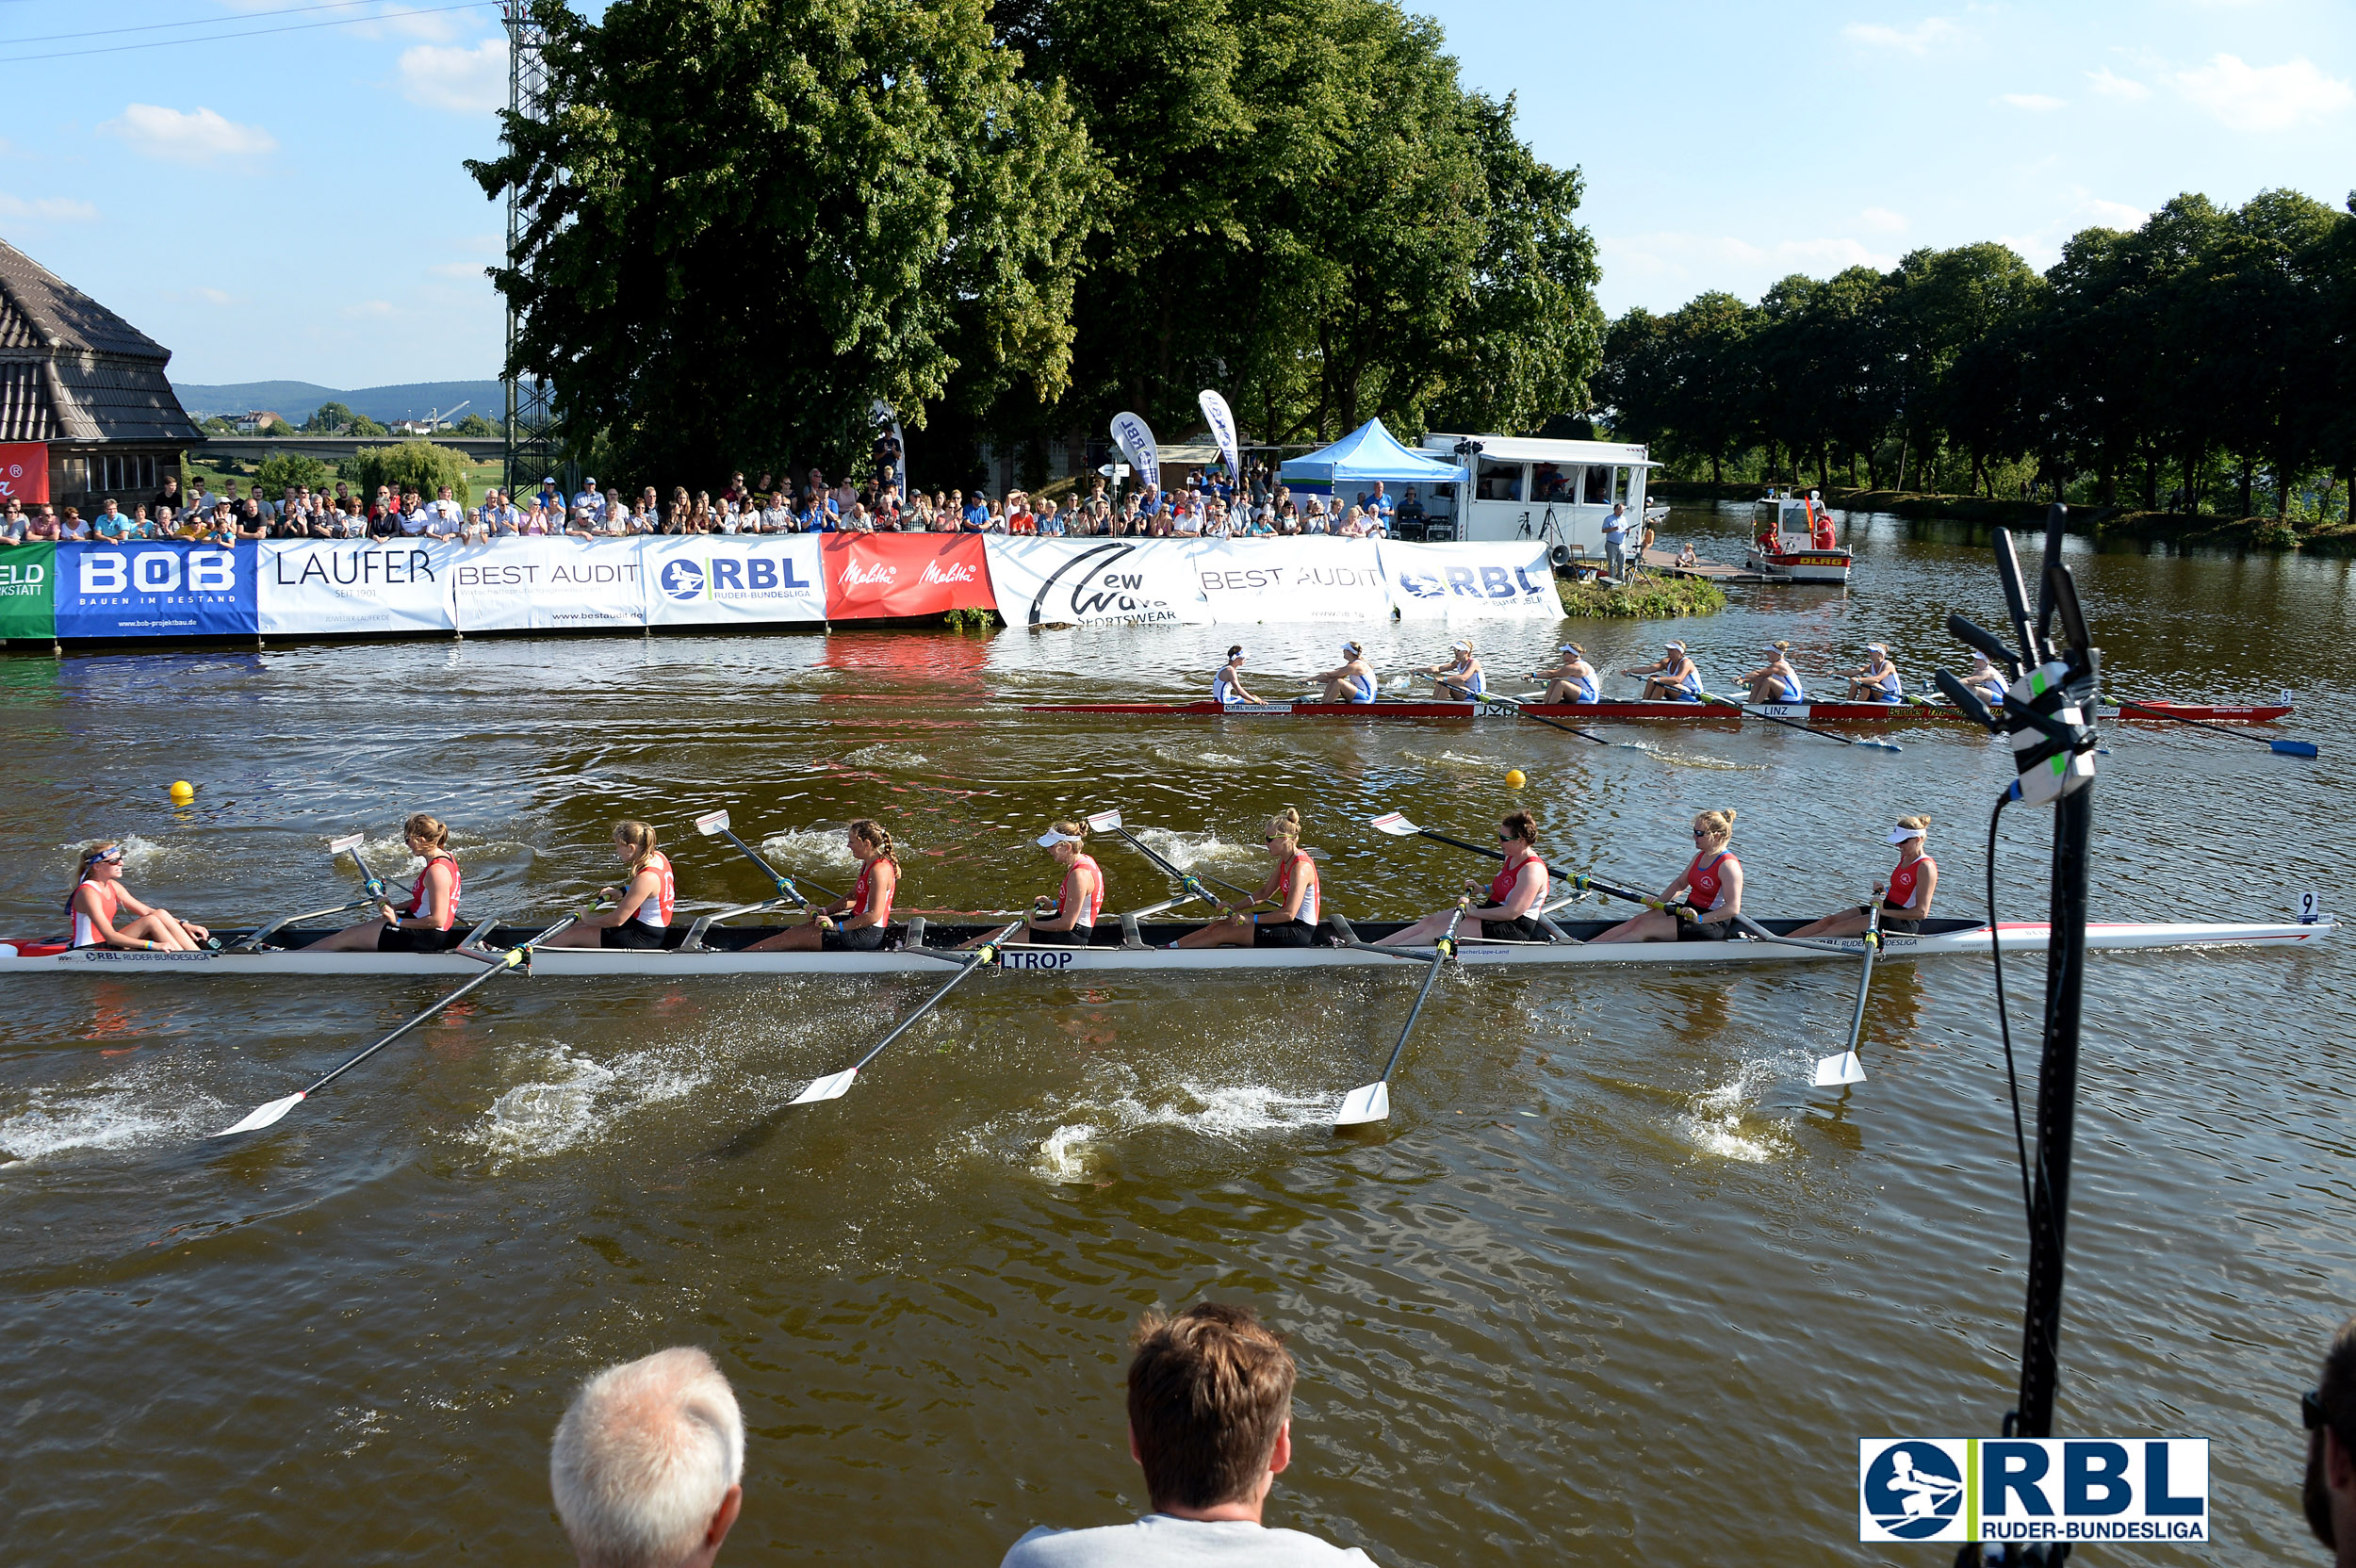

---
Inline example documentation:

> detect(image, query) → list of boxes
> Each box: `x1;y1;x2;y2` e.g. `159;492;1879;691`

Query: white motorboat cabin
1415;433;1660;559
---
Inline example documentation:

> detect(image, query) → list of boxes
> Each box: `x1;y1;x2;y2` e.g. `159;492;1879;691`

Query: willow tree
470;0;1099;485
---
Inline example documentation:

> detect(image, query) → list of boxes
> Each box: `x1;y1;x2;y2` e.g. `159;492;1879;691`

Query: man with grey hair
551;1347;745;1568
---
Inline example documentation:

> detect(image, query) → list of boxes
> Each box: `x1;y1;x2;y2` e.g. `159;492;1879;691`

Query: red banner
0;442;47;504
821;532;993;620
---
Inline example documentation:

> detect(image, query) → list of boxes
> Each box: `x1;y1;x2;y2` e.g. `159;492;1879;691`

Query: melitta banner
0;441;47;504
56;541;257;638
259;541;450;636
982;538;1211;627
1192;537;1387;621
1377;539;1559;619
643;534;826;627
821;533;992;620
0;541;54;639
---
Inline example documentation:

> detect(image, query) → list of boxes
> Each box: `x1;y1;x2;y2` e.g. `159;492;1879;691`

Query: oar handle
1373;901;1468;1084
846;920;1022;1074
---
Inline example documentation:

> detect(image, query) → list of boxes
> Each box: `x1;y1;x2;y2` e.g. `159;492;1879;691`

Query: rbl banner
0;441;47;503
821;533;992;620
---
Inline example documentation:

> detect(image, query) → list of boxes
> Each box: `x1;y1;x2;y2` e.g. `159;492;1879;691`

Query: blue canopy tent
1278;417;1465;496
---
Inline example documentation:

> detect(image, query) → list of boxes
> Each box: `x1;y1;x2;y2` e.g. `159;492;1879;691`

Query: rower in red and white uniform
1002;820;1105;947
1379;809;1551;944
1592;808;1744;942
546;820;677;949
747;817;899;952
309;811;465;951
1790;815;1939;937
64;841;209;951
1174;808;1320;948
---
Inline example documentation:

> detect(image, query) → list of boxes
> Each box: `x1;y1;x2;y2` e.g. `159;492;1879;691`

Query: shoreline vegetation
1557;572;1727;618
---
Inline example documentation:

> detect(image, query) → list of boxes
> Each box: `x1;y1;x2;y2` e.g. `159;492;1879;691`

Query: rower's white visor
1342;642;1362;656
1887;824;1925;844
1866;643;1889;653
1037;829;1081;848
1558;644;1581;653
1449;640;1471;652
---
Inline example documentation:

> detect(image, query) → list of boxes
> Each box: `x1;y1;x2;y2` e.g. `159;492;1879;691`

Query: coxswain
1624;641;1704;703
1845;643;1904;703
1419;639;1485;700
1591;809;1743;943
308;812;463;951
1172;808;1320;949
1960;652;2008;707
1534;642;1601;705
1378;809;1551;945
1789;816;1939;938
543;821;676;949
746;818;898;952
65;841;209;951
1736;640;1808;704
998;821;1105;947
1212;645;1262;707
1316;642;1379;705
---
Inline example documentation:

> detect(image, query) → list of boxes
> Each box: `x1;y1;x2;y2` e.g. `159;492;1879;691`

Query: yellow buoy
1504;769;1527;789
168;780;195;804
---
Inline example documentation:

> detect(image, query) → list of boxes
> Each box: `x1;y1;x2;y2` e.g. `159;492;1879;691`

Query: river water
2;504;2349;1565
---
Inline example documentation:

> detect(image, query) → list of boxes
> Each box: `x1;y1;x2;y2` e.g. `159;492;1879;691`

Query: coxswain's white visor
1866;643;1889;654
1037;829;1082;849
1887;824;1925;844
1342;642;1362;656
1559;644;1582;654
1450;640;1471;652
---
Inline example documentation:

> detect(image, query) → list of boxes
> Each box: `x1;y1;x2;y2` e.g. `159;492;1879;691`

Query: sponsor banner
1377;539;1559;619
1193;537;1388;622
982;538;1211;628
1858;1438;2208;1545
56;541;257;638
0;441;47;504
258;541;450;636
0;540;54;639
1109;411;1160;492
448;538;646;631
822;533;991;620
1198;390;1240;482
642;534;826;627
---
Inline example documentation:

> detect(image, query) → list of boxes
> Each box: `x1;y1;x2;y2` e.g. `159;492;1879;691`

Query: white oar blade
1813;1052;1868;1087
1333;1080;1391;1127
790;1068;859;1105
1862;739;1904;753
693;809;732;836
327;833;364;855
211;1091;306;1137
1369;811;1418;837
1085;808;1123;831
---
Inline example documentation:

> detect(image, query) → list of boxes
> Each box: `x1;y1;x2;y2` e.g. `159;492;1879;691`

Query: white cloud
0;191;98;221
2002;92;2066;111
397;39;507;114
2084;197;2148;230
2169;55;2352;132
1842;18;1964;56
101;105;274;163
428;261;487;279
1600;232;1900;291
1859;206;1909;234
2085;67;2150;101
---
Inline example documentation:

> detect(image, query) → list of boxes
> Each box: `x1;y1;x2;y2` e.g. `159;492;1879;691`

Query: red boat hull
1022;698;2295;725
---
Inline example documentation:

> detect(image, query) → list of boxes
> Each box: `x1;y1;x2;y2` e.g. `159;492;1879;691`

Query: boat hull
1022;698;2295;726
1744;546;1853;583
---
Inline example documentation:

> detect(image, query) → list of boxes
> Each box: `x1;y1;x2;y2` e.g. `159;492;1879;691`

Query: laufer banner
822;532;992;620
258;541;451;636
0;442;47;504
55;540;258;638
0;540;54;639
1191;537;1388;623
1376;539;1559;620
642;534;826;627
980;537;1212;628
448;538;647;631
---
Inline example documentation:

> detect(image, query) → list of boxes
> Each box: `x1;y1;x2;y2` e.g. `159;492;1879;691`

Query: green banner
0;542;55;639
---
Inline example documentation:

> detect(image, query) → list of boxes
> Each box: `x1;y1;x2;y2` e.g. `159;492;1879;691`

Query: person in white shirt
573;478;604;523
422;485;466;541
762;494;793;533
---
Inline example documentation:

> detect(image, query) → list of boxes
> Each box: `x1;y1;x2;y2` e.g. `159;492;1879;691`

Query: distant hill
173;380;506;424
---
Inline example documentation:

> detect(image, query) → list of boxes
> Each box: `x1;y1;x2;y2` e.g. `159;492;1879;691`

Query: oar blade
1333;1080;1391;1127
1085;808;1123;831
1860;738;1904;753
693;809;732;836
1369;811;1418;837
790;1068;859;1105
2273;740;2320;759
211;1091;307;1137
326;833;364;855
1813;1052;1868;1087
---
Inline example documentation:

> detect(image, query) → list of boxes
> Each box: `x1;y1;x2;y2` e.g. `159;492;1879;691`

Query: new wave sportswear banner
0;540;54;639
1377;539;1559;619
56;541;257;638
1192;537;1387;622
259;541;450;636
643;534;826;627
822;533;991;620
981;538;1212;628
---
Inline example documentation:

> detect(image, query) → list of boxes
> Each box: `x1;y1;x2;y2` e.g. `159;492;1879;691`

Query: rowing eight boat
2;915;2327;976
1022;698;2297;726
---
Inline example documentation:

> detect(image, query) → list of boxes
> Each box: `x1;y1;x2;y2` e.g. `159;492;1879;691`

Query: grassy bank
1557;573;1726;618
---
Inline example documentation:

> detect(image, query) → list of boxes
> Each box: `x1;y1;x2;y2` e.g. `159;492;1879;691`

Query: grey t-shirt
1002;1514;1374;1567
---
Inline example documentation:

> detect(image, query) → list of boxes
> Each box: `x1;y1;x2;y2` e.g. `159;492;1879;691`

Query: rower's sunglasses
89;849;123;864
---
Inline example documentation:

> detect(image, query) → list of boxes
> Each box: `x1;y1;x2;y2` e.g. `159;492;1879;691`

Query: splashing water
761;827;862;869
1676;1056;1793;1163
466;1043;709;1163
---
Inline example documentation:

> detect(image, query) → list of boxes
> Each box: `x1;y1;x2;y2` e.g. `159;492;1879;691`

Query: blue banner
55;541;260;639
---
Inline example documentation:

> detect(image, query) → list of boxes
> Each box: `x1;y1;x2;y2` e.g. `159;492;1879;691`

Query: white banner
1109;411;1160;492
1376;539;1560;619
1191;537;1387;622
1198;389;1240;482
642;534;826;627
257;541;450;636
448;538;646;632
982;537;1210;627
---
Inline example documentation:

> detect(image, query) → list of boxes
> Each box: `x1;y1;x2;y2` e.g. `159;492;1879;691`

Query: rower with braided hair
746;818;899;952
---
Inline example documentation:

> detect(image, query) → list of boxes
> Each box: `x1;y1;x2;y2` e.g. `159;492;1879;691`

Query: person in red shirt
1593;809;1744;943
1789;816;1939;937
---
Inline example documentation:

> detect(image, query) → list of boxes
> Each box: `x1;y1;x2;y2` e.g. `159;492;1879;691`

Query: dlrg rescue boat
1746;489;1853;584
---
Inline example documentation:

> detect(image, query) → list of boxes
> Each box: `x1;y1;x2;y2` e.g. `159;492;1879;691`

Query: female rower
1534;642;1601;705
1378;809;1550;945
1591;808;1743;943
744;818;898;952
1171;808;1320;949
1624;641;1704;703
1789;816;1938;938
1845;643;1904;703
308;812;464;951
542;821;675;948
65;841;209;951
1316;642;1379;705
1418;639;1484;700
1000;822;1104;946
1736;640;1808;704
1212;645;1263;706
1961;652;2008;707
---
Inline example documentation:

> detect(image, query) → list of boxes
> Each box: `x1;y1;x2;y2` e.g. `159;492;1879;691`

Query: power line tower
500;0;561;497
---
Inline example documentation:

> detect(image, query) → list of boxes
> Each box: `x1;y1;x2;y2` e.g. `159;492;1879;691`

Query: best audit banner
1192;537;1387;621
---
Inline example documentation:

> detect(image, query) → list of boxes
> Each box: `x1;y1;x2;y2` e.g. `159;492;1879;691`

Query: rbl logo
1858;1438;2208;1544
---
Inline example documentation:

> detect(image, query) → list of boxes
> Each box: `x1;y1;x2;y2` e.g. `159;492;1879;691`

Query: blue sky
0;0;2347;386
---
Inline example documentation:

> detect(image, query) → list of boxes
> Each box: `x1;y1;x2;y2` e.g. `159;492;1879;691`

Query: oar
209;910;586;1136
227;835;385;953
2112;698;2318;759
1813;905;1883;1087
1335;901;1468;1126
693;808;841;905
1368;811;1694;923
1086;809;1231;908
788;920;1023;1104
1701;691;1902;752
1435;677;1646;750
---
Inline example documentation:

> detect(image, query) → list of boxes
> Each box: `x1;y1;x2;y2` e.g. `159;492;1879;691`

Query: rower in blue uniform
1845;643;1904;703
1736;640;1808;704
1624;641;1704;703
1535;643;1601;705
1419;639;1484;700
1961;652;2007;708
1316;642;1379;705
1212;645;1262;706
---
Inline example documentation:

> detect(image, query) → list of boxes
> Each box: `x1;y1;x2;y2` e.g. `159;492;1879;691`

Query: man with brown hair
1001;1302;1373;1566
2307;1314;2356;1565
